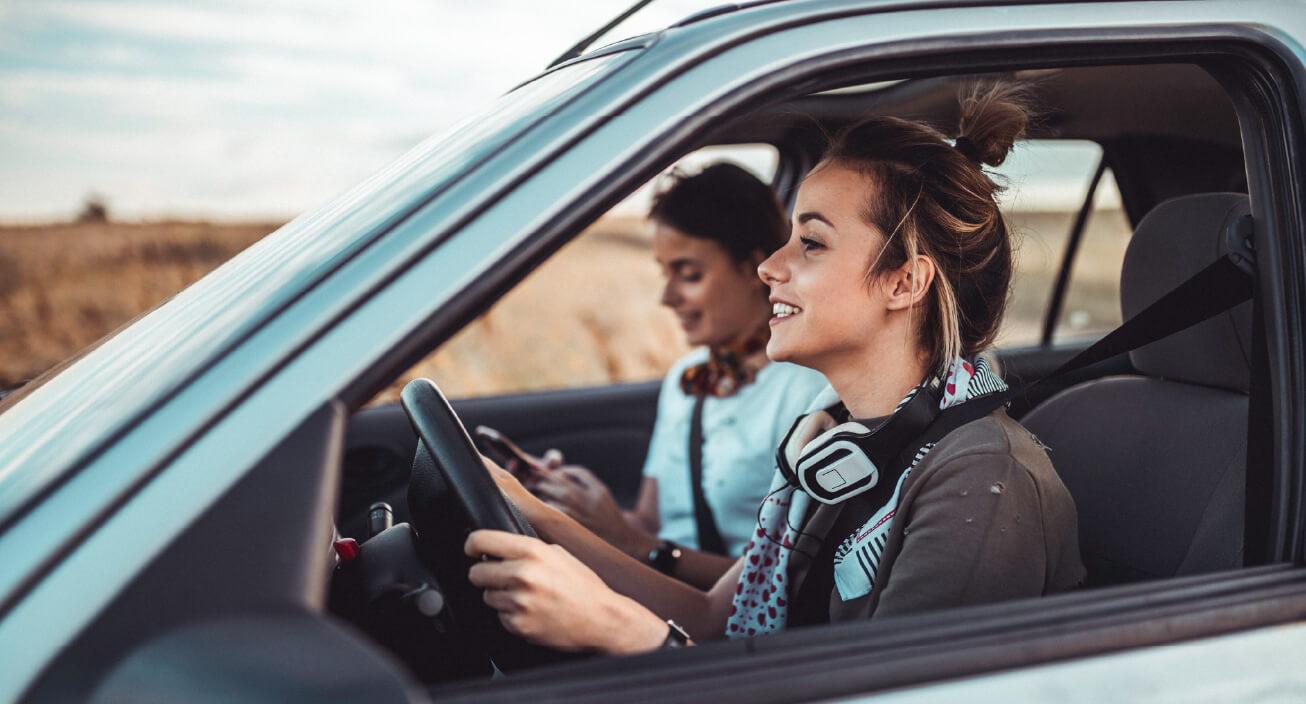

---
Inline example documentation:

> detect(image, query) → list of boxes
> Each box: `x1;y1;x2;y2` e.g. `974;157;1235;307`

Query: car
2;0;1305;701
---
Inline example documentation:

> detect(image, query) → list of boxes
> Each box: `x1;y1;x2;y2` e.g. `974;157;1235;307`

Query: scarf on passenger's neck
678;325;770;398
725;356;1006;638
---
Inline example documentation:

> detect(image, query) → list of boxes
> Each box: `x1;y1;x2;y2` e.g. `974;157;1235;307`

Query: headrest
1121;193;1253;393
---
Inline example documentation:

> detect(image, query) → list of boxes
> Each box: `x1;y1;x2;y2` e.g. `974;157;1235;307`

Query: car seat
1021;193;1254;587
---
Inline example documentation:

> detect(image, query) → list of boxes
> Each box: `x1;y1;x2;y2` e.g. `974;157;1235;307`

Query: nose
758;246;788;287
660;278;680;309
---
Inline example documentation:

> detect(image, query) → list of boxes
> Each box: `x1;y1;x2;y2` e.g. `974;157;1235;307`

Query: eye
679;269;703;283
800;236;825;252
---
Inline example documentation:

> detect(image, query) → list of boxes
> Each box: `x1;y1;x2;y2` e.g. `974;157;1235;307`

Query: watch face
664;620;691;648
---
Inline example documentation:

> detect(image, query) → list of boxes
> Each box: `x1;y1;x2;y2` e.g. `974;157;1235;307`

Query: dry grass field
0;208;1129;402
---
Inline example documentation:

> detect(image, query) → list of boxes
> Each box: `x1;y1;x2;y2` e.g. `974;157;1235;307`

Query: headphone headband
777;380;942;504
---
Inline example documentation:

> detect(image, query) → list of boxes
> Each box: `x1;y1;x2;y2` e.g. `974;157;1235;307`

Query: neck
709;301;773;360
822;335;930;420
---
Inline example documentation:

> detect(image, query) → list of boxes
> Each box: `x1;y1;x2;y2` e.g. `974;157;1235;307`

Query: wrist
622;529;661;562
598;594;673;655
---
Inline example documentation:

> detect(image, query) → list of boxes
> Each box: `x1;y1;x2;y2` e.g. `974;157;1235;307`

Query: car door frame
9;1;1306;701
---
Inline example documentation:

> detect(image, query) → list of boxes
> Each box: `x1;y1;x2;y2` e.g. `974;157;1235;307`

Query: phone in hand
473;425;546;482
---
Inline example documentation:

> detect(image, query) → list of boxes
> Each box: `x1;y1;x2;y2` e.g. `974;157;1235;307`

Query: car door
414;1;1306;700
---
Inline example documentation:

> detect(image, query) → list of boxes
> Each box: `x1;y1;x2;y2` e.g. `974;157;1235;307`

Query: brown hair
649;162;789;263
820;82;1030;374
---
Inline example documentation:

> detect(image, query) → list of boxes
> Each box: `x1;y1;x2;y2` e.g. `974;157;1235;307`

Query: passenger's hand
465;530;668;654
530;462;651;559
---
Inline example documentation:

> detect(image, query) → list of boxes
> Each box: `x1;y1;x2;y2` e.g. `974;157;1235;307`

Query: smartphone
474;425;545;481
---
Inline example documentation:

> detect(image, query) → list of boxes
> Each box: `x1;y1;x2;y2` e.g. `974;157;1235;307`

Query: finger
482;587;522;613
541;449;564;470
465;529;543;560
556;465;598;487
531;479;578;504
468;559;523;590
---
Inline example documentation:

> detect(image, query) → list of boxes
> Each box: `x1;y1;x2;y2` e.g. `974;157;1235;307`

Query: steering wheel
401;378;535;537
399;377;579;672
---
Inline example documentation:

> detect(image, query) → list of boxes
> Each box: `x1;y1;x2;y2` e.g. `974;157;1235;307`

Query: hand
529;460;653;559
465;530;668;654
478;454;558;528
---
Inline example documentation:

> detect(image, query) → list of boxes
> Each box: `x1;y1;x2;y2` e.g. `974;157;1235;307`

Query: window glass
372;144;780;403
1053;178;1131;341
992;140;1128;348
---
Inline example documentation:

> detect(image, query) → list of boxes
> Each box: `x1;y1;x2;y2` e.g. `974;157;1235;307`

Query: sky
0;0;1113;223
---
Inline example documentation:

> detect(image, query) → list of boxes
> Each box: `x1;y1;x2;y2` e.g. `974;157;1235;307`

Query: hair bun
956;83;1031;167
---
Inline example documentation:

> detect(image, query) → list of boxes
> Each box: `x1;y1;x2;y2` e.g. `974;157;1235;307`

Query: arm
532;466;738;589
470;462;740;649
872;453;1047;617
627;476;660;533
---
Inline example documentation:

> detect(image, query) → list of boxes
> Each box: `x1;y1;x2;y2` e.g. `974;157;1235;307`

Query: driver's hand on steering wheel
479;455;559;527
465;530;670;655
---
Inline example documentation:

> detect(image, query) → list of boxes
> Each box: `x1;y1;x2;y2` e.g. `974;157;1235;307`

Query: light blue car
2;1;1305;701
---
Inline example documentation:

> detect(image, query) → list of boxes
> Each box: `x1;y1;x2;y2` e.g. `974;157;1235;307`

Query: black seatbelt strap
1243;284;1273;565
927;255;1256;440
791;249;1256;619
688;395;727;555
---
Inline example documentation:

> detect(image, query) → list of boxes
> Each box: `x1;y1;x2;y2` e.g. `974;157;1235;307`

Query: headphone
776;380;942;505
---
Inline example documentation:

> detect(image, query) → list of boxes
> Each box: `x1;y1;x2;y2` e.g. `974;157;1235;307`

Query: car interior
28;43;1297;704
332;61;1260;689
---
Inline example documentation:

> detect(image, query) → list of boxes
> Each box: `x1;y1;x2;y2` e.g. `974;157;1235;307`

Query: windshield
0;49;634;527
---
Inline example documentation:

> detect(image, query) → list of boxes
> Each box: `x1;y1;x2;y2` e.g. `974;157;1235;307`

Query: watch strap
648;540;682;575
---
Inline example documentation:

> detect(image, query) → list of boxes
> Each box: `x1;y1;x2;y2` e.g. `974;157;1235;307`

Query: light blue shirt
643;349;830;556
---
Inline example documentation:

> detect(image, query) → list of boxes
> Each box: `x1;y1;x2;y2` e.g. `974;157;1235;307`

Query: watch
648;540;682;575
661;619;692;649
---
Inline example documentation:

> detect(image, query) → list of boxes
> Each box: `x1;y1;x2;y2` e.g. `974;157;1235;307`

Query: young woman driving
525;163;828;589
464;85;1085;653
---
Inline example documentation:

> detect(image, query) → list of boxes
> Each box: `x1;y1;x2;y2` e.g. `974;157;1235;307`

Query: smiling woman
521;163;827;589
465;82;1083;648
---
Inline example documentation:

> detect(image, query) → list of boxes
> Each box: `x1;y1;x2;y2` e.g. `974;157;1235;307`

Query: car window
370;143;779;403
992;140;1129;348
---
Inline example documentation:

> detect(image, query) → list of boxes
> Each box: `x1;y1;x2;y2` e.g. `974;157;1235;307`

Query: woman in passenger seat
526;163;828;589
463;84;1085;652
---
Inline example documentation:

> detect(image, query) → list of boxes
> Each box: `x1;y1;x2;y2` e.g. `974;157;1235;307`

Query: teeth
772;302;801;318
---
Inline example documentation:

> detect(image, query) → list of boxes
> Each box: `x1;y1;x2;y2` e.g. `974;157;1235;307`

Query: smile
772;302;801;319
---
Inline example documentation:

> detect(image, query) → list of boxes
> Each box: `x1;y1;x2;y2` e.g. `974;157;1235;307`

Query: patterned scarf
725;356;1006;637
679;325;771;398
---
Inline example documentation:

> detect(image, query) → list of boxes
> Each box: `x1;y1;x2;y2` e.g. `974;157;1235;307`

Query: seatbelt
925;254;1255;443
790;248;1256;620
1243;281;1272;565
688;395;727;555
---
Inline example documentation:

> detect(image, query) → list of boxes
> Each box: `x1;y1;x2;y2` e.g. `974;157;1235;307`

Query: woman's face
654;223;768;349
757;164;896;373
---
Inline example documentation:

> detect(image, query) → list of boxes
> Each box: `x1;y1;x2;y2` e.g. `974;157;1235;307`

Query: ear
883;256;936;311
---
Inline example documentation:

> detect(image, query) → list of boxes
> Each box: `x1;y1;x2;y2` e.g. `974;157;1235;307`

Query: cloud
0;0;765;221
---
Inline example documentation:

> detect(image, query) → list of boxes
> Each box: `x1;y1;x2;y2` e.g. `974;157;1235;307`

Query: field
0;208;1129;402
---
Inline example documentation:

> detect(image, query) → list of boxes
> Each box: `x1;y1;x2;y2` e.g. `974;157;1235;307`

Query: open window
388;34;1299;704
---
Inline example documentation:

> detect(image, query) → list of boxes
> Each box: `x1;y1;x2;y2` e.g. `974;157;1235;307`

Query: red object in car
334;538;361;562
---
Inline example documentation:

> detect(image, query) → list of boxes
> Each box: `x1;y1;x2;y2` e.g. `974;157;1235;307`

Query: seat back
1022;193;1254;586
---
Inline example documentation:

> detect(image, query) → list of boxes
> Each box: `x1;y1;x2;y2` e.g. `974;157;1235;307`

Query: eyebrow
796;211;834;228
664;257;699;272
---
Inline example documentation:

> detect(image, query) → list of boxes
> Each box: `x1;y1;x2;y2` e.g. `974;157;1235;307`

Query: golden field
0;208;1129;402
